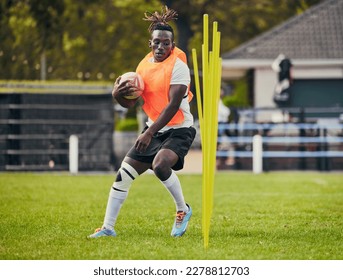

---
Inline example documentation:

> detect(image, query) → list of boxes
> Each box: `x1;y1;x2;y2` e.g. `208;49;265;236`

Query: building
222;0;343;118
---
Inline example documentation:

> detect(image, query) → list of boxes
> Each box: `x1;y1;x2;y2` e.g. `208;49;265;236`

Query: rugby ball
119;72;144;99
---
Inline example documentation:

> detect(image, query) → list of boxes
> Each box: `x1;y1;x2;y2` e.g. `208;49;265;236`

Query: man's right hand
112;76;140;108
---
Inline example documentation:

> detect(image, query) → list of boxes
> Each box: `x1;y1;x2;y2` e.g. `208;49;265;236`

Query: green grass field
0;172;342;260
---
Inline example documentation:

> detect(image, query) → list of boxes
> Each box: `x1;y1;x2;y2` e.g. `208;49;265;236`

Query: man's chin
154;54;167;62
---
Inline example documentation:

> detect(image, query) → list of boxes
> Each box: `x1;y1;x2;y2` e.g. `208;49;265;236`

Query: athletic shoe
88;227;116;238
171;204;192;237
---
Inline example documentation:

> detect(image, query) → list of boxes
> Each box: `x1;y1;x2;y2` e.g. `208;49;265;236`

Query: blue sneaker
171;204;192;237
88;227;116;238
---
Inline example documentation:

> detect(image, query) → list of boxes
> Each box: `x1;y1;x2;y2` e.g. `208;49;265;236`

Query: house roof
222;0;343;60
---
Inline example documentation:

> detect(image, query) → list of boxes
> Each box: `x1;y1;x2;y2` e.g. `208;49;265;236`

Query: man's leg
153;149;188;212
153;149;191;236
88;158;150;238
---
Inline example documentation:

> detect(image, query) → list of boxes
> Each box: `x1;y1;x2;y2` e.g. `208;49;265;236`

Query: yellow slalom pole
201;14;209;246
191;48;203;143
192;14;222;249
203;14;209;98
208;26;221;219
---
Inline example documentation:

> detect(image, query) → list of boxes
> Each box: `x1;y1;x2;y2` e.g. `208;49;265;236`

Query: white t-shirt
218;99;230;123
146;57;194;131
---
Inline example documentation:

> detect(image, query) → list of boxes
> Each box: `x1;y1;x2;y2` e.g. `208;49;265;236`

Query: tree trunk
40;50;47;81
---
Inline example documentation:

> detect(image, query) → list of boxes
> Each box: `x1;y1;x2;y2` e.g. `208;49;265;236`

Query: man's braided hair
143;6;178;36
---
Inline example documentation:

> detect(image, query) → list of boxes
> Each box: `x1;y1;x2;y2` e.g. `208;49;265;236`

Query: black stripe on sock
115;170;122;182
122;167;135;180
112;187;126;192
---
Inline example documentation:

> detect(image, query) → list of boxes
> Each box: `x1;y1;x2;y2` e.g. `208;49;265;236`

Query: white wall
253;65;343;108
254;67;277;108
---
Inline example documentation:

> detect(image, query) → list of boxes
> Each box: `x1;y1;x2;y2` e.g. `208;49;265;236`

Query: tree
0;0;320;81
162;0;320;61
28;0;65;80
50;0;162;80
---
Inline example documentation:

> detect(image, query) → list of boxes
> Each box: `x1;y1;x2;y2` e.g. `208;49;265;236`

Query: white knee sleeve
112;162;138;192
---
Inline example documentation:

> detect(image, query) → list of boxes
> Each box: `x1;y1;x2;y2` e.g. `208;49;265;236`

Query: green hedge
115;118;138;131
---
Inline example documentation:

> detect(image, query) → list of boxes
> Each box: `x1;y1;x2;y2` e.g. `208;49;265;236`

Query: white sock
161;171;188;212
103;188;128;230
103;162;138;230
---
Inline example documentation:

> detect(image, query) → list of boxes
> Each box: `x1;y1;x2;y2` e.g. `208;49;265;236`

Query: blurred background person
217;85;231;170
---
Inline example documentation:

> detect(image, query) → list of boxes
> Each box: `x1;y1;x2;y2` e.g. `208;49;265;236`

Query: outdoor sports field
0;172;342;260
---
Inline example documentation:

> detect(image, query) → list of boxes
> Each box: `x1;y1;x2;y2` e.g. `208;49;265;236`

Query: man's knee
113;162;139;191
152;156;175;180
152;160;168;178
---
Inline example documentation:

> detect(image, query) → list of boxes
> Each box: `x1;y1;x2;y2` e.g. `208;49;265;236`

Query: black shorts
127;126;196;170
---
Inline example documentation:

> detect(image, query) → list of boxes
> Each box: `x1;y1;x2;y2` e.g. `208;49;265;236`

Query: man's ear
172;42;176;50
148;40;152;48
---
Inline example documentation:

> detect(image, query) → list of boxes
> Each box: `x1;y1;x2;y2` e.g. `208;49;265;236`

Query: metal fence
0;93;114;171
217;116;343;171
